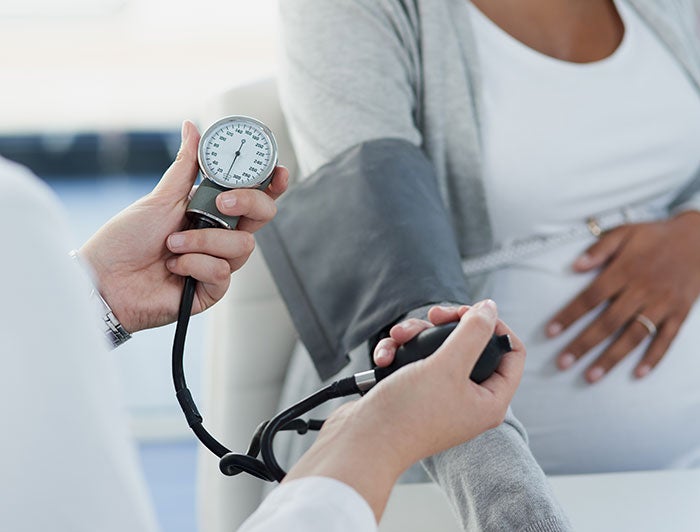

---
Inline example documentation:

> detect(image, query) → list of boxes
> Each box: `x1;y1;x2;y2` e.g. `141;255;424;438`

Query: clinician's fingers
166;228;256;272
216;188;278;234
375;318;433;367
373;337;399;367
479;318;526;398
427;305;470;325
478;346;526;403
166;253;232;286
432;300;498;375
389;318;434;344
214;167;288;234
492;318;524;356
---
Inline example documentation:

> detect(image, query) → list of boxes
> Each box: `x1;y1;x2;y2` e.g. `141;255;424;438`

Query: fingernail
398;321;412;330
636;365;651;378
574;253;593;269
547;322;562;337
587;366;605;383
166;258;177;269
220;194;237;209
473;299;497;318
375;348;390;363
168;234;186;250
558;353;576;370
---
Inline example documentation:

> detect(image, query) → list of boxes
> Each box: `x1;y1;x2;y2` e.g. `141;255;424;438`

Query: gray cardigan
279;0;700;261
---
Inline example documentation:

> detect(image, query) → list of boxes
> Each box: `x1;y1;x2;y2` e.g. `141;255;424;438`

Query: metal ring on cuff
635;313;657;337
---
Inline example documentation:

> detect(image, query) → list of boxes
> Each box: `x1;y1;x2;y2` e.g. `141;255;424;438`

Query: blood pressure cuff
256;138;470;379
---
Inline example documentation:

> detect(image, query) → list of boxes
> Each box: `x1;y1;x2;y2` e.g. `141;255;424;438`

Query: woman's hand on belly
545;211;700;383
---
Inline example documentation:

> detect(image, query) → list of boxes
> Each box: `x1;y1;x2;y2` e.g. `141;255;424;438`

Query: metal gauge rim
197;115;278;189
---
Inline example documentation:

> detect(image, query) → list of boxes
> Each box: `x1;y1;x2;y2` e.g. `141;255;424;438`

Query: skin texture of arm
79;120;288;333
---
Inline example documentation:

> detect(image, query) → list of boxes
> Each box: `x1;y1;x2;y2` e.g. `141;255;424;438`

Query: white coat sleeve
0;158;159;532
238;477;376;532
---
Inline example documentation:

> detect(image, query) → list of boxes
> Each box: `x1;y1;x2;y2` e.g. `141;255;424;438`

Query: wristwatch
69;250;132;348
92;286;132;348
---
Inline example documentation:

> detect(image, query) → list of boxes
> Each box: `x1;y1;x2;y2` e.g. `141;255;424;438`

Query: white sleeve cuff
238;476;377;532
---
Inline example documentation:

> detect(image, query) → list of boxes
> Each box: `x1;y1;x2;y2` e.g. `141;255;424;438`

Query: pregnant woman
276;0;700;474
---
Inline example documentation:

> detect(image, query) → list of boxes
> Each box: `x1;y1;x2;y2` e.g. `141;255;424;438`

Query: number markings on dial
203;121;272;187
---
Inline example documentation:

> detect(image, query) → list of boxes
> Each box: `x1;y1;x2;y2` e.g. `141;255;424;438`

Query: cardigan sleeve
278;0;423;176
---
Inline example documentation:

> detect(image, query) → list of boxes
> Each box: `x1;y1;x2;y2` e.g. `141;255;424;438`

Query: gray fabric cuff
257;138;470;379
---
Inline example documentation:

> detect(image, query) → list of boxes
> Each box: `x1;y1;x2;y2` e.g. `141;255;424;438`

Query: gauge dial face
198;116;278;189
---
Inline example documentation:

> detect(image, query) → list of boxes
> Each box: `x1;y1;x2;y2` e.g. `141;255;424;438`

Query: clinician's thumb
153;120;201;199
433;299;498;374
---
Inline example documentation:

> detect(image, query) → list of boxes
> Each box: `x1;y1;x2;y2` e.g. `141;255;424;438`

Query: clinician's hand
546;211;700;383
79;120;289;333
285;300;525;522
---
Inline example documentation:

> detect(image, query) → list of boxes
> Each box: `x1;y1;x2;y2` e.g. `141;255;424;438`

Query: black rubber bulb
373;322;512;384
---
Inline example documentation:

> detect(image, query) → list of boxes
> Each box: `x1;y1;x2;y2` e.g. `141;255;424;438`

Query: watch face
198;116;278;189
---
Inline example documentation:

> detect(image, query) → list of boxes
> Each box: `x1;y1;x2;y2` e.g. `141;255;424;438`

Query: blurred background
4;2;699;532
0;1;279;530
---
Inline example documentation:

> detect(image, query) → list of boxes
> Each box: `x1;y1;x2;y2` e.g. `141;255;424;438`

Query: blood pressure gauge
187;115;278;229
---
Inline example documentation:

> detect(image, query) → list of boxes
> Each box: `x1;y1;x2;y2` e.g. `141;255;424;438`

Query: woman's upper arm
279;0;423;174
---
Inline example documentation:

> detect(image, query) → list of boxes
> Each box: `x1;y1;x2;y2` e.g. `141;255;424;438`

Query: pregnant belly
473;239;700;474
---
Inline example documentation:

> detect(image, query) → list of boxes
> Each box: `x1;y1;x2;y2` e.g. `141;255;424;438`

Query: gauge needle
225;139;246;178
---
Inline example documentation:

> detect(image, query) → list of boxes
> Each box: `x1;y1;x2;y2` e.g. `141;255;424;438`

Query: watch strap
69;249;132;348
92;287;132;348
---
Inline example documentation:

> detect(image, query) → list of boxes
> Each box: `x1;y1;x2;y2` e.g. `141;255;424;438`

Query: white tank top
469;0;700;244
467;0;700;474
